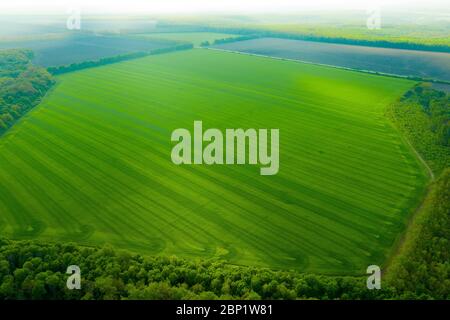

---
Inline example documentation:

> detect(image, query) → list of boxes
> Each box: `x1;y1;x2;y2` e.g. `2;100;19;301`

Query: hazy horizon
0;0;449;15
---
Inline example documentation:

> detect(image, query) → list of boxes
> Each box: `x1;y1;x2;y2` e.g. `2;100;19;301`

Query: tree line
200;35;260;47
0;238;388;300
47;44;194;75
181;25;450;53
0;49;54;134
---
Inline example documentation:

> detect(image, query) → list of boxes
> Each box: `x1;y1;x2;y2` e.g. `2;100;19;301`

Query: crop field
0;34;177;67
0;49;427;274
134;32;238;46
213;38;450;82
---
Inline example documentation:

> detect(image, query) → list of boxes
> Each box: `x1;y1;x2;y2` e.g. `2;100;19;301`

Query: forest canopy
388;84;450;175
0;49;54;134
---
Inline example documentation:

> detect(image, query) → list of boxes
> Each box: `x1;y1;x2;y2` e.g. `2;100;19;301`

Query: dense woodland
0;238;373;300
0;49;54;134
388;84;450;175
0;239;392;300
386;169;450;299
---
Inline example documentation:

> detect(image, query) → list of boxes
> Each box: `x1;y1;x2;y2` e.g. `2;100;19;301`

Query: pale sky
0;0;448;14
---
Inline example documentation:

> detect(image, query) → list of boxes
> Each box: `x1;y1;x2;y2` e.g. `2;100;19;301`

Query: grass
133;32;238;46
0;49;428;274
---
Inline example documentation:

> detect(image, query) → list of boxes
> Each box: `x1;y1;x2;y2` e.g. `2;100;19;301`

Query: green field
134;32;237;46
0;49;428;274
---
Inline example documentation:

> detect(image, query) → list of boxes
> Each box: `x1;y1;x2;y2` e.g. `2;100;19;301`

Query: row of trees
0;239;392;300
0;49;54;134
47;44;193;75
200;35;261;47
175;25;450;53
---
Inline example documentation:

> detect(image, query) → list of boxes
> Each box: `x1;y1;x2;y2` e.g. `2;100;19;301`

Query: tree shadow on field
61;224;95;241
124;237;166;255
13;219;47;238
